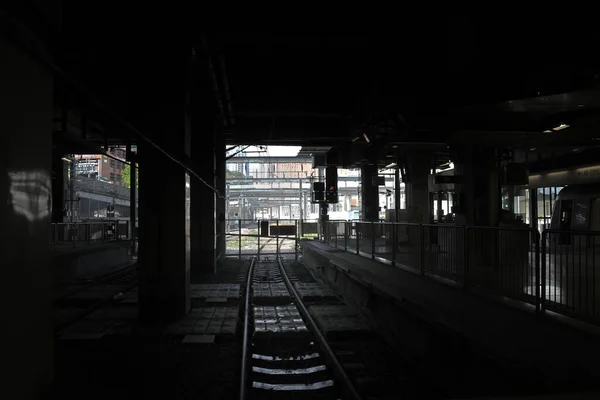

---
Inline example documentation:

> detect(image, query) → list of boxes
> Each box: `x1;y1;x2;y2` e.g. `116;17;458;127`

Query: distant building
73;148;127;186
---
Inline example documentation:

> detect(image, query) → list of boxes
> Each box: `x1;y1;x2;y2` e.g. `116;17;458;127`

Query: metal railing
51;220;130;248
324;221;545;315
542;230;600;323
225;219;317;260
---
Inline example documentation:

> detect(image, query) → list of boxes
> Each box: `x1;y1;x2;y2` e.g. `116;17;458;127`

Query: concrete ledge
52;241;131;284
303;241;600;390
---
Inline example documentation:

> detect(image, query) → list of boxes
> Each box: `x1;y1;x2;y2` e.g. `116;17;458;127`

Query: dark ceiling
43;4;600;165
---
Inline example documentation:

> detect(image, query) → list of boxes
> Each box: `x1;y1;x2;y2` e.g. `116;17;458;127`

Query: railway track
53;263;138;331
240;257;362;400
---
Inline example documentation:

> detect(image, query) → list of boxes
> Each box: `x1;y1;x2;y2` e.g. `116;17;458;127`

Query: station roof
49;8;600;170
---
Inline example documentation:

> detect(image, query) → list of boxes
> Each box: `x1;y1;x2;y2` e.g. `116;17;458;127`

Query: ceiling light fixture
363;133;371;143
392;145;399;149
552;123;570;131
385;162;397;168
543;130;552;133
573;148;580;152
352;136;361;142
530;148;536;151
61;157;73;163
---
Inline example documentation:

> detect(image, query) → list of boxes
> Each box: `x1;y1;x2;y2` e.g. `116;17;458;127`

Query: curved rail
277;257;363;400
239;257;256;400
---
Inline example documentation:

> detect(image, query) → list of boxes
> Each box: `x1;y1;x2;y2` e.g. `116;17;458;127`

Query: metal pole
420;224;425;276
69;157;75;223
535;229;541;312
371;222;375;259
463;226;469;290
395;167;401;221
299;179;303;237
356;222;360;255
392;223;397;266
295;219;299;261
541;231;546;312
344;221;348;251
129;149;136;256
239;219;242;259
257;221;261;261
276;219;279;257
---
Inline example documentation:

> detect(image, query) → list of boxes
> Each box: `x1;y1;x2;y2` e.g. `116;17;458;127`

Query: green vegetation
121;163;138;188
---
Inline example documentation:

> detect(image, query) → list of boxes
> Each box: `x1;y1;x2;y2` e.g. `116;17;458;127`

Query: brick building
73;148;127;186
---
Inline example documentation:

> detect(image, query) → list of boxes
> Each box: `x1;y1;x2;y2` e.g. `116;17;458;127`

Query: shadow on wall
7;169;51;224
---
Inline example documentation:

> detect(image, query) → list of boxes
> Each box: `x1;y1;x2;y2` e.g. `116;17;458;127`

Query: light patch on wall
8;170;51;222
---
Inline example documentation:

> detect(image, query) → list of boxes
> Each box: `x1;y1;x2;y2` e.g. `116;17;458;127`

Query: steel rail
276;257;363;400
239;257;256;400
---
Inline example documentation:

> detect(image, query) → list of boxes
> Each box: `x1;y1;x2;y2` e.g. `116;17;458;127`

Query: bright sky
232;145;301;157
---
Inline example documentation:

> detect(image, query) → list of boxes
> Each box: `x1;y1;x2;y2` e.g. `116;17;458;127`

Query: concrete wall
51;243;131;289
0;37;54;398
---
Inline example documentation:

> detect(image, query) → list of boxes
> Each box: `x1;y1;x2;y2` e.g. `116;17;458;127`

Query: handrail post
535;229;541;313
541;230;546;313
463;226;469;290
356;222;360;255
420;224;425;276
344;221;348;251
371;222;376;259
257;221;261;261
295;219;299;261
276;219;280;257
392;223;397;267
239;219;242;260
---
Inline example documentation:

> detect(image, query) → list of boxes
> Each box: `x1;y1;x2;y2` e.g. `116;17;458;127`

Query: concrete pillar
360;164;379;221
529;188;538;231
405;153;431;223
453;147;500;226
215;130;226;260
394;167;401;221
190;121;216;276
1;36;54;398
137;79;191;322
51;150;67;222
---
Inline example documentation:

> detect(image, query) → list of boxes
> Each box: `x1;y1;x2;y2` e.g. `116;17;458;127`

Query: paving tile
190;284;240;299
60;332;106;340
294;282;334;299
193;319;210;334
253;305;307;334
309;305;358;318
182;334;215;344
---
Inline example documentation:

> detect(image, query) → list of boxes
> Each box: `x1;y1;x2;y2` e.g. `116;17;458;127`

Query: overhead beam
227;156;313;163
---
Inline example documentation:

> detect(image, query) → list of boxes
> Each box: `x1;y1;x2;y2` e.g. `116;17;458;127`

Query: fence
324;221;549;316
225;219;313;260
542;230;600;323
51;220;130;248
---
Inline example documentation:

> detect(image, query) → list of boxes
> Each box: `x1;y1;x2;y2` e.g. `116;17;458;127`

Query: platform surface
303;241;600;382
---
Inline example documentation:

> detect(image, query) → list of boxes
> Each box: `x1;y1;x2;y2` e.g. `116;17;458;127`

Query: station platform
302;241;600;392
